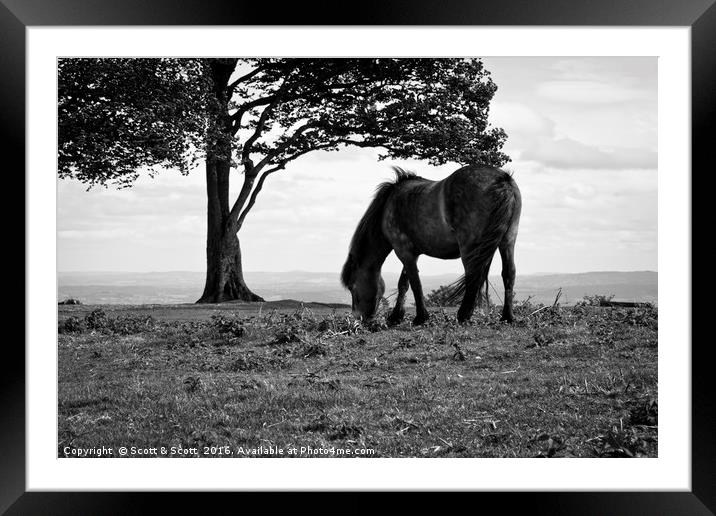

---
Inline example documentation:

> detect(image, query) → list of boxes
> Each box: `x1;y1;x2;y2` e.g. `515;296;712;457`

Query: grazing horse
341;165;521;325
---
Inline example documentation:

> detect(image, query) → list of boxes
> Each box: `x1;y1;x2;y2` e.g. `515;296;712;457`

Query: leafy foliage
233;58;509;169
576;294;615;307
58;58;210;187
59;308;156;335
58;316;85;333
210;314;246;338
426;284;461;307
58;58;509;189
58;298;82;305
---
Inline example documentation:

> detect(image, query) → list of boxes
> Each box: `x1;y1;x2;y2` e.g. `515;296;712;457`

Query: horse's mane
341;167;423;287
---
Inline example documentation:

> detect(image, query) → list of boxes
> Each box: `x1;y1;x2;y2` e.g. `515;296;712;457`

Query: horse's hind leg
386;268;409;326
476;257;494;312
456;261;481;323
499;238;517;323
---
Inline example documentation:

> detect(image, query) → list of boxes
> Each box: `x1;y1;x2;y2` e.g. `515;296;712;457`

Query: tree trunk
196;158;264;303
197;228;263;303
197;59;263;304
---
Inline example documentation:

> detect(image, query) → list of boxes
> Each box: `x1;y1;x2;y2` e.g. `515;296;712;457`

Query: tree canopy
58;58;209;187
58;58;510;190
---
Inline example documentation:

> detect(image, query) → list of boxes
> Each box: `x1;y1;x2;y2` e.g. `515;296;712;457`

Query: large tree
58;58;509;303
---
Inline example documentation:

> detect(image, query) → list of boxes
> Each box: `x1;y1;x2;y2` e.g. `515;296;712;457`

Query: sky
57;57;657;277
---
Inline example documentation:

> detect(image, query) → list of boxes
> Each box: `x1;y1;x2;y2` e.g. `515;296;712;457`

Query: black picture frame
5;0;712;512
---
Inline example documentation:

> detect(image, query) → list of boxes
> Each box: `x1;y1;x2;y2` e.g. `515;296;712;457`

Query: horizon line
57;269;658;275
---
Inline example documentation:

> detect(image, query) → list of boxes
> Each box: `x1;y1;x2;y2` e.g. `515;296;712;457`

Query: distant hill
504;271;657;305
58;270;657;306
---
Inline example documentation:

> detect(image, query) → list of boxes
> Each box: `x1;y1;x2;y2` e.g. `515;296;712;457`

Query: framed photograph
7;0;713;511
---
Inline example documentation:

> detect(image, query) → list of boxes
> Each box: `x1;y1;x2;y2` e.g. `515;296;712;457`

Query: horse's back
445;164;515;191
380;165;520;258
442;165;520;240
381;176;459;258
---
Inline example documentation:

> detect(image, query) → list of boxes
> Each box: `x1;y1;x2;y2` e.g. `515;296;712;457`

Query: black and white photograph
11;16;703;500
56;55;659;460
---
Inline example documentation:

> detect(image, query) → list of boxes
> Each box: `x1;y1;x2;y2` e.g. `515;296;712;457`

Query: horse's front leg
402;259;429;325
386;268;409;326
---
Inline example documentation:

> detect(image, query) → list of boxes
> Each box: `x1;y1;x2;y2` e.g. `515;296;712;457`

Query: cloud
58;229;136;240
489;101;656;171
490;101;555;135
297;146;380;164
521;137;657;170
564;182;597;200
536;80;651;104
549;58;657;84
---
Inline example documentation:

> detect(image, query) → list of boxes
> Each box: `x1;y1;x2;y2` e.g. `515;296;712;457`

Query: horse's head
341;254;385;321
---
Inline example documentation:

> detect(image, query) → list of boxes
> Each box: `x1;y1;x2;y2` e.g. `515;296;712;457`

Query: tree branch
253;121;318;171
231;64;297;134
241;98;280;163
236;137;364;229
230;95;278;134
227;121;319;231
333;137;388;148
271;141;336;167
227;65;266;93
225;168;256;233
236;165;283;229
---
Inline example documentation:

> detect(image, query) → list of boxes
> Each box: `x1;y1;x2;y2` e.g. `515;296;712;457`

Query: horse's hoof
386;315;403;327
457;310;472;324
412;315;428;326
500;314;515;323
386;309;405;327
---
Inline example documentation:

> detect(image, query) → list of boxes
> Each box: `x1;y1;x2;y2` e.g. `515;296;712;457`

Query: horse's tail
444;173;519;305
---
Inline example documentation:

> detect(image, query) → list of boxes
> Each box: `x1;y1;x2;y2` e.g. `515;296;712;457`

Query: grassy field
58;299;657;458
